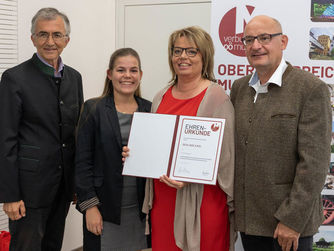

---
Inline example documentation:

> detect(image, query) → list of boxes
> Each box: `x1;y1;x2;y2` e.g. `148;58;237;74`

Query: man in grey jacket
231;15;331;251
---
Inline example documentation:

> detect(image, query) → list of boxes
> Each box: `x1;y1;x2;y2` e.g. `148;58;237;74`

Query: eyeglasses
172;47;199;57
241;33;282;46
33;31;68;42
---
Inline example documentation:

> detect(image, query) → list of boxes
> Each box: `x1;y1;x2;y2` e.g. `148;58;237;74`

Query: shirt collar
36;53;64;77
248;58;288;102
249;58;288;88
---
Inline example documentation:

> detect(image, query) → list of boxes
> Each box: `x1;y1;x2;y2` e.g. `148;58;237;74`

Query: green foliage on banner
312;241;334;250
314;4;330;17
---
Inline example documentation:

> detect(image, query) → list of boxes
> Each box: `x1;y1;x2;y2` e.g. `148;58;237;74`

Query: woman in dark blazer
75;48;151;250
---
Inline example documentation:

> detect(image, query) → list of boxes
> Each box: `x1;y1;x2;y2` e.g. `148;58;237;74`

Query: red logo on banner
218;5;255;57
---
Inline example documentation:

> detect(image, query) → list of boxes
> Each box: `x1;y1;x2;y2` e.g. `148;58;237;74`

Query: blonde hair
168;26;216;83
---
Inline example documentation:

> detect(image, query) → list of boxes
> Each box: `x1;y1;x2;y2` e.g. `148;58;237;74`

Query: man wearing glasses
231;15;331;251
0;8;83;251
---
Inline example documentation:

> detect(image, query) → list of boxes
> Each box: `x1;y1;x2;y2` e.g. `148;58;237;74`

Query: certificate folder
122;112;225;185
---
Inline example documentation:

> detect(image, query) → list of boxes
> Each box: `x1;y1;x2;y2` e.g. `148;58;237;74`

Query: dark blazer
230;63;331;237
75;93;151;224
0;54;84;208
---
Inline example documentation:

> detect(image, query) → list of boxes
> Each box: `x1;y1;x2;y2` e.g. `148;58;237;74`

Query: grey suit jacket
230;63;331;237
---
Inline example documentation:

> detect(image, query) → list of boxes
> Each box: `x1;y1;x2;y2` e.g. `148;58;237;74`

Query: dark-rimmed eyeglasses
172;47;199;57
241;33;282;46
33;31;68;42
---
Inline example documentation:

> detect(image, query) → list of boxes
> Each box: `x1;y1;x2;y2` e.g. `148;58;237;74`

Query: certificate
122;112;225;185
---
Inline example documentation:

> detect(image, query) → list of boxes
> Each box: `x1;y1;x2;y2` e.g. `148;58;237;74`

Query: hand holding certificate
122;112;225;185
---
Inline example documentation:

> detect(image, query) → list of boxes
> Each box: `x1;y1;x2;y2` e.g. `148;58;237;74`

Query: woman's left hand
160;175;188;189
121;146;130;162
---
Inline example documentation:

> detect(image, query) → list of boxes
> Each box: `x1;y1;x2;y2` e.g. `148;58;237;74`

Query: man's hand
160;175;188;189
274;222;300;251
3;200;26;221
86;206;103;236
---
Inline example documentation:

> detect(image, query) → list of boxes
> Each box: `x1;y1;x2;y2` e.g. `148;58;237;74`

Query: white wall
116;0;212;102
17;1;117;250
18;0;116;100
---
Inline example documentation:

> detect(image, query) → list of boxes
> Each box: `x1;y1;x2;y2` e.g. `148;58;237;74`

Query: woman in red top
125;26;235;251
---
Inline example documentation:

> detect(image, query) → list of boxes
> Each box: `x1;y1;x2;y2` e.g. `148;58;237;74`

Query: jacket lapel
105;95;122;149
135;96;146;112
281;63;293;85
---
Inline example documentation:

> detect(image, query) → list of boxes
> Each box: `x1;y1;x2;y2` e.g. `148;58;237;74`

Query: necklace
115;102;138;114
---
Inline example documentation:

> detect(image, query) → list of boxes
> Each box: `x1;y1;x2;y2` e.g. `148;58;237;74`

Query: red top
151;86;229;251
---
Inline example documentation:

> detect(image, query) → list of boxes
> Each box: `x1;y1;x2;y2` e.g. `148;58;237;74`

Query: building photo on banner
211;0;334;250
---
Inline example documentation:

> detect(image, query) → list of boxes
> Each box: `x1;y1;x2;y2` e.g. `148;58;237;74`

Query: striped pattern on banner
0;0;18;77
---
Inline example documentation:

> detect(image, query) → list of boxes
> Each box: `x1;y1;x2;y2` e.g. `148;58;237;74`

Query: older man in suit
230;15;331;251
0;8;83;251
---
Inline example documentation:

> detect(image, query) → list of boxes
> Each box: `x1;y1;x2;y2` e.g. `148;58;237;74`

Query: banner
211;0;334;249
211;0;334;93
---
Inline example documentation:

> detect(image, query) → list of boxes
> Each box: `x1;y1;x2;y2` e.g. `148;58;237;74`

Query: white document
122;112;225;185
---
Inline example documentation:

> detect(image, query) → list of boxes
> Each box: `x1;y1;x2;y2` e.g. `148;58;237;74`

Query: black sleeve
75;100;99;205
0;71;22;202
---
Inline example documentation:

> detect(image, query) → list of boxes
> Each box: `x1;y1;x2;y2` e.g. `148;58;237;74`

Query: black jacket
75;93;151;224
0;54;83;207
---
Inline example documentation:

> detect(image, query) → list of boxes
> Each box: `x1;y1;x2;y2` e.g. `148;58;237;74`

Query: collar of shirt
248;58;288;102
36;53;64;78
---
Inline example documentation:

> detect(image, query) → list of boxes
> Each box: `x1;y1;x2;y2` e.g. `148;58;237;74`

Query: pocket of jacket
18;157;39;172
19;144;40;159
271;113;296;119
